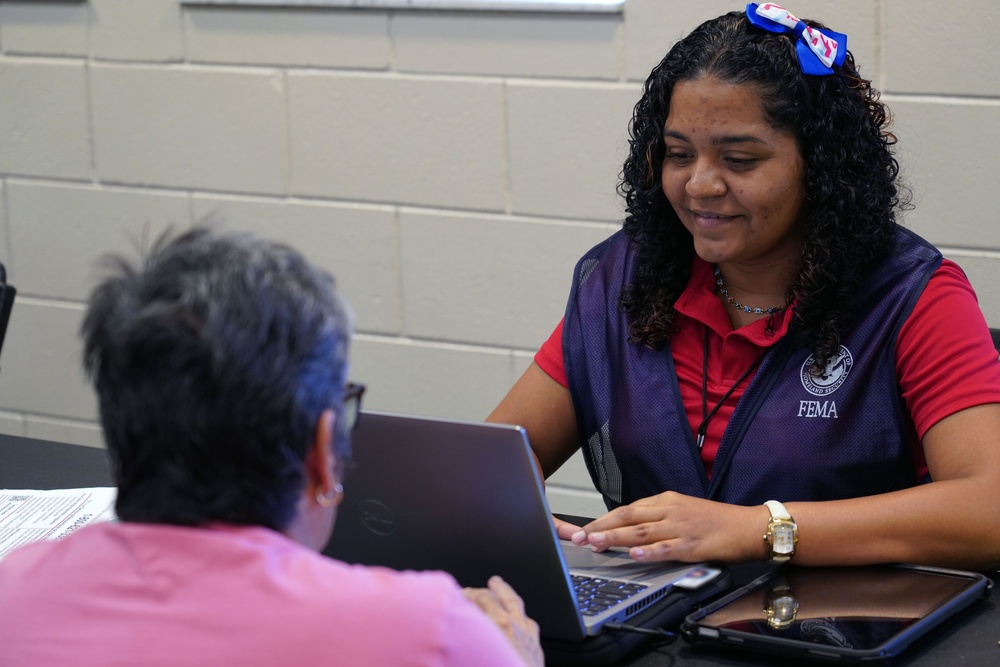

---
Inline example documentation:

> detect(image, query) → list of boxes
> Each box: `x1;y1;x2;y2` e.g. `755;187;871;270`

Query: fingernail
632;547;645;559
590;532;606;545
571;530;586;545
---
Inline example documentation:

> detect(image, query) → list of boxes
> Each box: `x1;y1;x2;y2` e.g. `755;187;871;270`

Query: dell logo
357;499;396;536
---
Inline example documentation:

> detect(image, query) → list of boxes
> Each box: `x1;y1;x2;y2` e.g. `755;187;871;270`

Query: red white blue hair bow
746;3;847;76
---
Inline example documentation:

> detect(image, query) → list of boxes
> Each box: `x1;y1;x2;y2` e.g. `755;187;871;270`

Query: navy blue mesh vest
564;227;941;509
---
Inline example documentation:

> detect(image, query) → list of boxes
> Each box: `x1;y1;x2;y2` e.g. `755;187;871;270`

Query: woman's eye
726;157;758;167
664;151;692;161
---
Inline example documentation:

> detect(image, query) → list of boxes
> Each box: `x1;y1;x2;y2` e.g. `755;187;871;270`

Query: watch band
765;500;791;521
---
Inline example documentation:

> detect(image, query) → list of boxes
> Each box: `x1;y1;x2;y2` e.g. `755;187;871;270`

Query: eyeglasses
342;382;366;432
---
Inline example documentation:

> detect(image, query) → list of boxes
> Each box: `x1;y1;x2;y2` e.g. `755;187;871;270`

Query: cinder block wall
1;0;998;517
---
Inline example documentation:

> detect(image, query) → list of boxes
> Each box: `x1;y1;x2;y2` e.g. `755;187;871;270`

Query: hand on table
464;576;545;667
569;491;766;564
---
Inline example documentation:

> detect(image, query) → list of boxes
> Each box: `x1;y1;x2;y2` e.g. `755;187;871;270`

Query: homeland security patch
801;346;853;396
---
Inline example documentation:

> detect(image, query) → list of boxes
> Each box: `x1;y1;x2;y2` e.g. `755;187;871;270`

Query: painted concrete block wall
1;0;999;519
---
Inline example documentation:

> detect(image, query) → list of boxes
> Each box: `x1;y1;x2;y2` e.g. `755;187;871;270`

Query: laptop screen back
324;411;587;640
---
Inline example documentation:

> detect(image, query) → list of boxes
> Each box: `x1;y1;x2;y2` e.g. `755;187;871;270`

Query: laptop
324;411;717;642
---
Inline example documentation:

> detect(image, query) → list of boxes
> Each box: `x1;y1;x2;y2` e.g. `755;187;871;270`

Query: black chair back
0;263;14;361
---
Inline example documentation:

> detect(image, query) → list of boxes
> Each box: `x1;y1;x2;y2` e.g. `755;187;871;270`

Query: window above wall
179;0;624;13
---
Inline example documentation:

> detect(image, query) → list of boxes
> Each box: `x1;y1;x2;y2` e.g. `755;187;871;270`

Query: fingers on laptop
569;492;696;560
464;577;544;667
569;492;752;563
552;514;582;540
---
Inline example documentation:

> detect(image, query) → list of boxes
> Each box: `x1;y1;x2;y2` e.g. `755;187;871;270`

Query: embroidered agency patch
800;346;853;396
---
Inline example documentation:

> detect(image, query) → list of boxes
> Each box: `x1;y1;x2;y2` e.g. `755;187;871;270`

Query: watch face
773;524;795;554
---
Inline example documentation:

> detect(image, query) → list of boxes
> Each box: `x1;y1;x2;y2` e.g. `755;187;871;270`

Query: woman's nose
685;160;726;198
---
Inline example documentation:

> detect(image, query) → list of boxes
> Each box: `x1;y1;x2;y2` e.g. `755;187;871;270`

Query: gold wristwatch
763;500;798;564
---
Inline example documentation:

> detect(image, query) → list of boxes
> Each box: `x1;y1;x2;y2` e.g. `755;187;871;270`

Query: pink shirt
0;522;524;667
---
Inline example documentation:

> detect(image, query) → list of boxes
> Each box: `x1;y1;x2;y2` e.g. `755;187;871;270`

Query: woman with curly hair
489;4;1000;570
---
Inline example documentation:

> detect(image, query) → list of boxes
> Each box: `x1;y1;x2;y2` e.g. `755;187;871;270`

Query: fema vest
564;227;941;509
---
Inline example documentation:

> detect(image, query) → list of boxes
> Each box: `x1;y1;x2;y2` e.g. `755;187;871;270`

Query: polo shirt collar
675;258;795;347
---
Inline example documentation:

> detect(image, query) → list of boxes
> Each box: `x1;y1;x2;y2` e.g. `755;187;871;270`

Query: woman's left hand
463;576;545;667
570;491;768;563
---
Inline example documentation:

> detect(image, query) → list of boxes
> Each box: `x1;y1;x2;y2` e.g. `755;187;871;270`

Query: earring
316;483;344;508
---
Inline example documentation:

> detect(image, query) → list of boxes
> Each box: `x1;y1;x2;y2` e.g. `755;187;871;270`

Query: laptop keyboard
571;574;649;616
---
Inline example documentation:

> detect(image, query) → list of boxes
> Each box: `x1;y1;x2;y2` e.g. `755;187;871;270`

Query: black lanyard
696;326;765;450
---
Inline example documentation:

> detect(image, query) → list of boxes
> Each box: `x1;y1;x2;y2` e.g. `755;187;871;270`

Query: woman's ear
306;408;337;499
287;408;341;549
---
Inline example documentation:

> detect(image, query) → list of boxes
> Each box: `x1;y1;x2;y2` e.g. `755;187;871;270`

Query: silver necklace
714;265;786;315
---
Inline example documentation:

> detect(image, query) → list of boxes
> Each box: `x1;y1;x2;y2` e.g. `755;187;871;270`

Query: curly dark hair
619;10;907;368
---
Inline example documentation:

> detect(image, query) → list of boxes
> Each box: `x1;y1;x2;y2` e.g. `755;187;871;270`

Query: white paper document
0;487;117;561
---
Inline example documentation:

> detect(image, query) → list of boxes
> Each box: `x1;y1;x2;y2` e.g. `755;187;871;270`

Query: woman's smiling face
661;76;807;271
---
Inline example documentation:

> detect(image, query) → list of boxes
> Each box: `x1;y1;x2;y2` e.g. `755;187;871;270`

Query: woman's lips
691;211;739;228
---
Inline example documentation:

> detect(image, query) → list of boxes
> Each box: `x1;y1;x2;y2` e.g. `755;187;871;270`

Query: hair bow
746;3;847;76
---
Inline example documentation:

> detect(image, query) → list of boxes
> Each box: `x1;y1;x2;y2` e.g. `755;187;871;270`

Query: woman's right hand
569;490;766;564
553;514;582;540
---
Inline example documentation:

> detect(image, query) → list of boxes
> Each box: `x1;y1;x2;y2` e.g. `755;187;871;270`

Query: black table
1;434;114;489
2;433;997;665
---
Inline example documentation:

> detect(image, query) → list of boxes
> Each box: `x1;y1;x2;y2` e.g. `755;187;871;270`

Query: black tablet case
679;563;993;664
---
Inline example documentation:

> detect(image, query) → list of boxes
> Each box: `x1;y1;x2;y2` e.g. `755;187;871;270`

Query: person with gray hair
0;227;543;667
